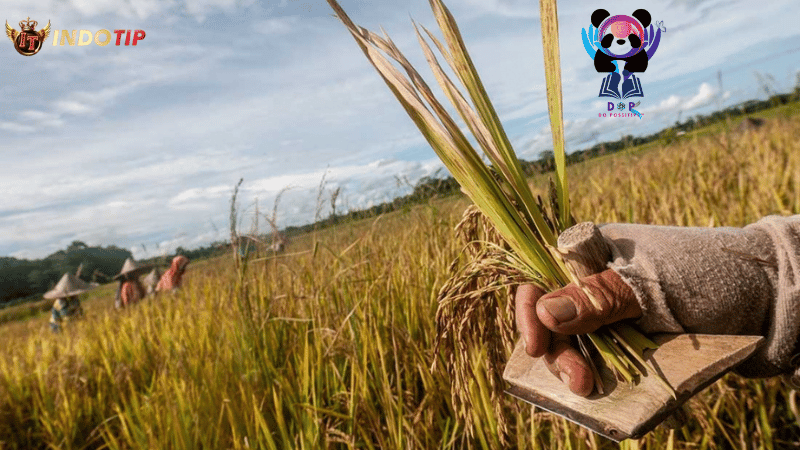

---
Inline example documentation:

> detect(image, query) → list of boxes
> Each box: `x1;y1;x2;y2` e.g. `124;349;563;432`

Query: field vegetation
1;82;796;314
1;111;800;449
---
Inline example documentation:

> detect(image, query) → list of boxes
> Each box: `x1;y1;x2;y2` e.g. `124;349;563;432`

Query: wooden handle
556;222;612;277
504;334;763;441
556;222;691;431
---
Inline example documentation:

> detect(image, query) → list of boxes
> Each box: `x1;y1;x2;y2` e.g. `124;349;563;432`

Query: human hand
515;269;642;397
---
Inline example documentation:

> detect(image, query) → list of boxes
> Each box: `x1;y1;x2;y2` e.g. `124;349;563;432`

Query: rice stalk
3;104;800;450
540;0;570;228
326;0;671;440
326;0;567;288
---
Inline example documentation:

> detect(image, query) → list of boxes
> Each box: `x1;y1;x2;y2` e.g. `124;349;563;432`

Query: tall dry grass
0;116;799;449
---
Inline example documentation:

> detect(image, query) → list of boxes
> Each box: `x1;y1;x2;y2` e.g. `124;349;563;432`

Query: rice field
1;113;800;449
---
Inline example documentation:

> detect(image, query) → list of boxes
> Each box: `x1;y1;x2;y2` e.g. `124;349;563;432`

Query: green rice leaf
423;1;560;246
327;0;662;404
588;332;634;384
539;0;571;229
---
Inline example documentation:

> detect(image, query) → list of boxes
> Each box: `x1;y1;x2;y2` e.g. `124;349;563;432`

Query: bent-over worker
45;272;95;333
156;255;189;293
114;258;150;308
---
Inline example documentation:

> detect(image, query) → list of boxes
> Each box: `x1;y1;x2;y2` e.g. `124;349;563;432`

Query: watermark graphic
5;17;51;56
53;29;146;47
5;17;146;56
603;100;643;119
582;9;666;119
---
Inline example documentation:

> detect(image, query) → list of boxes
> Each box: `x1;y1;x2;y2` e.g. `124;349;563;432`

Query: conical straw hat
142;267;162;287
43;272;96;299
114;257;152;280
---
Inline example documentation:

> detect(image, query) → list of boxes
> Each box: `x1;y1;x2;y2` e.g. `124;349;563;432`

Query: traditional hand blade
503;333;763;441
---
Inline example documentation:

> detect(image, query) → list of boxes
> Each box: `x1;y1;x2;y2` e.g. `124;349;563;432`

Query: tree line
0;241;131;307
287;90;800;236
4;91;797;307
0;240;230;309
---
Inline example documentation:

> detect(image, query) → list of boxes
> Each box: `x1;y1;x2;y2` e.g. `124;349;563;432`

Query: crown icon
19;17;37;30
6;17;50;55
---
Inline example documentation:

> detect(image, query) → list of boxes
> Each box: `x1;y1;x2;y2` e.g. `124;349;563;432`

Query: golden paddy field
2;107;800;449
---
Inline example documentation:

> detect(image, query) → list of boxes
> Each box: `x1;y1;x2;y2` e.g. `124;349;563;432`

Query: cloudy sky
1;0;798;260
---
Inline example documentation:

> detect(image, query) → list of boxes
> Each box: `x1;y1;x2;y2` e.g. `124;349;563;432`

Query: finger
543;334;594;397
536;269;641;335
515;284;549;358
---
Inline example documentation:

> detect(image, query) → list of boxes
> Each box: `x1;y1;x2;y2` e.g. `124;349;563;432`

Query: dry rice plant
434;205;527;439
326;0;671;441
1;4;800;449
1;112;800;450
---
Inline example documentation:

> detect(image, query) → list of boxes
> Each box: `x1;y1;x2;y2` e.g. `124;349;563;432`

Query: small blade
503;333;763;441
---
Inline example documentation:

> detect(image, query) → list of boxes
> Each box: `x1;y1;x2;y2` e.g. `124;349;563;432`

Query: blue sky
1;0;798;260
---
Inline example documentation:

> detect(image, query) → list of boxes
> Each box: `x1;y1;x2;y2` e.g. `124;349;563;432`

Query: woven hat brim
44;286;94;299
43;272;97;299
113;265;153;281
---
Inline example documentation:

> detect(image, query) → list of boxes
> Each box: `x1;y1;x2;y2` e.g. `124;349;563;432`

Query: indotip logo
5;17;50;56
6;17;146;56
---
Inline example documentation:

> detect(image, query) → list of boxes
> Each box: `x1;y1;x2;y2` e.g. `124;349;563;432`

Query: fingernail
541;297;577;323
561;371;571;388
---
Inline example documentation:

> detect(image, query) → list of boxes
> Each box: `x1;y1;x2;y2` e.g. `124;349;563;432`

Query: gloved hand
515;216;800;396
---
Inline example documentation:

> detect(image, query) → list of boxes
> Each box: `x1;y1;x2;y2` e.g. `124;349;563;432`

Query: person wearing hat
114;258;151;308
46;272;96;333
156;255;189;293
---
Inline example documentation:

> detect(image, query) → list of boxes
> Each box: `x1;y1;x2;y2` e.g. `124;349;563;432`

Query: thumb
536;269;641;335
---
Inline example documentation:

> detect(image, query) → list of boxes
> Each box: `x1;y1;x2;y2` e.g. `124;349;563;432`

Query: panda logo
591;9;651;74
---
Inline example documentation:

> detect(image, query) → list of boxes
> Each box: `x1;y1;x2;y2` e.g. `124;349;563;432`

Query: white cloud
643;82;731;115
53;99;96;115
0;0;256;23
1;0;799;260
647;95;683;114
182;0;255;22
683;82;725;109
20;110;58;121
253;16;299;35
0;121;36;133
459;0;539;18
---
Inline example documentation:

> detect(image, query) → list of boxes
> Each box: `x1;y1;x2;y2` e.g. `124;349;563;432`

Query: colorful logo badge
5;17;51;56
582;9;666;119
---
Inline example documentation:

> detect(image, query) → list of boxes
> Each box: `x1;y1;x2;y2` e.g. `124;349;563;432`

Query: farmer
114;258;151;308
515;215;800;397
155;255;189;293
46;272;95;333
